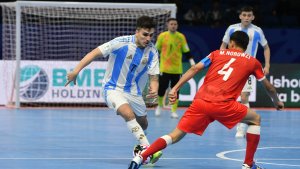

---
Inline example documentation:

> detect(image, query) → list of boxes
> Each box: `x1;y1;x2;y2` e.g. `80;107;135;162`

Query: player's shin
244;125;260;166
158;96;164;107
127;119;150;145
155;96;164;116
171;99;179;118
141;135;172;161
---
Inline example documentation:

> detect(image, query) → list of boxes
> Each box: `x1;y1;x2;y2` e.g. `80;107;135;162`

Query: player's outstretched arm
168;62;204;104
65;48;103;86
263;44;271;75
261;78;284;110
147;74;159;99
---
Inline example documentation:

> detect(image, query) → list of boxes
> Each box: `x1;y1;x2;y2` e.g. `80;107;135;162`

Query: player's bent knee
253;114;261;126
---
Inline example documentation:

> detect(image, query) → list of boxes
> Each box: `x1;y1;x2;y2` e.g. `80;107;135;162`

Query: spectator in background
183;3;206;26
272;0;291;16
272;0;292;25
206;0;223;28
223;1;239;26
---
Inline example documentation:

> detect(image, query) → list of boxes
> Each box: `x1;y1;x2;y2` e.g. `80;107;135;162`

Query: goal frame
2;1;177;108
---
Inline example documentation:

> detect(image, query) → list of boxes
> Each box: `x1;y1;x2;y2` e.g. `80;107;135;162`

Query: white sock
236;122;248;132
161;135;172;145
127;119;150;145
247;125;261;135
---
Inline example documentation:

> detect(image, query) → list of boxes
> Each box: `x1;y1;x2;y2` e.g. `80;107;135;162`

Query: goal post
0;1;177;108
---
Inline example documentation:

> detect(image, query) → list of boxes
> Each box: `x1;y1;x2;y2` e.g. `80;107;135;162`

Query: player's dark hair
240;6;254;14
230;31;249;50
136;16;156;29
167;18;177;23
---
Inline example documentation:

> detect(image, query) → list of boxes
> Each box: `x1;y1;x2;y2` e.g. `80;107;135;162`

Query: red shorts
177;99;247;135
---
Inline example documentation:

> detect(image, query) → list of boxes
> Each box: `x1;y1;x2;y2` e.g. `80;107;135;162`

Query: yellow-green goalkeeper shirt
155;31;190;74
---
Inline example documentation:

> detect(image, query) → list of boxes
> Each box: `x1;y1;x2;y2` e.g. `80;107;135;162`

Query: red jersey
195;49;265;102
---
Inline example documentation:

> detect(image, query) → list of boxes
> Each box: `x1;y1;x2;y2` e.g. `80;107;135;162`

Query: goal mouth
1;1;176;108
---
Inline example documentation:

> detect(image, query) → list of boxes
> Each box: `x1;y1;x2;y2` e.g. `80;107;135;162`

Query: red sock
244;133;260;166
141;138;167;161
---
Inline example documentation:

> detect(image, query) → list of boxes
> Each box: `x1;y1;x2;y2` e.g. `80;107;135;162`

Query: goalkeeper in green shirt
155;18;195;118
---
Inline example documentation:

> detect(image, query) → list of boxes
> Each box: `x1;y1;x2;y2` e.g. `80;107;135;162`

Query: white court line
216;146;300;167
0;157;219;160
1;147;299;168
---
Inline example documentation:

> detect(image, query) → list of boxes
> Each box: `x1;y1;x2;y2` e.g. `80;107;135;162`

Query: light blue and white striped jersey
222;23;268;57
98;35;159;96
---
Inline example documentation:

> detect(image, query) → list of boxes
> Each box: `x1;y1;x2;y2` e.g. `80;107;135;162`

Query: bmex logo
20;65;49;100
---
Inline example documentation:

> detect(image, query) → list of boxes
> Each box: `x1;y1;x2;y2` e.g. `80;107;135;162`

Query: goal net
0;1;176;108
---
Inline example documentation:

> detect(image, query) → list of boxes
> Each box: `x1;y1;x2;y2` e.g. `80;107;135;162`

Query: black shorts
158;73;181;98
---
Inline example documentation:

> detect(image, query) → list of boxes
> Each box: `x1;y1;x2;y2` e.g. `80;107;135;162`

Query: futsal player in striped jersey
220;6;271;138
128;31;283;169
65;16;162;164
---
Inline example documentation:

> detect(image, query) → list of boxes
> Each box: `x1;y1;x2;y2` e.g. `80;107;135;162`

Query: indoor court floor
0;107;299;169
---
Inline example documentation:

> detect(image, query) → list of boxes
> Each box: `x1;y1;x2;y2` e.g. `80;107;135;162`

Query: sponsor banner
254;64;300;108
178;63;300;108
178;63;257;106
1;62;298;107
0;60;108;104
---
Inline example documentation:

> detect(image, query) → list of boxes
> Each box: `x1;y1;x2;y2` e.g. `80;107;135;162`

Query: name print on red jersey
220;50;251;59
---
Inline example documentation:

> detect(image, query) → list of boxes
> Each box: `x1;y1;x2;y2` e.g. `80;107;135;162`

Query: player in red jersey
128;31;284;169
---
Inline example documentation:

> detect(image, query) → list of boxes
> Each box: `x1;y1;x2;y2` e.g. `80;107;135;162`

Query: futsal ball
132;144;152;165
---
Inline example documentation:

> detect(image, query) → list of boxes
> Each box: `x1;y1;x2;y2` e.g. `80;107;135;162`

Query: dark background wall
1;0;300;63
180;26;300;64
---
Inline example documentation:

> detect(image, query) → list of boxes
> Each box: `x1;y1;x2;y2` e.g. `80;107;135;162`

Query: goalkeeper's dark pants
158;72;180;99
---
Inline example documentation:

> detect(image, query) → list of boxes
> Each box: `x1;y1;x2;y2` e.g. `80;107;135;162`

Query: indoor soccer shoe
128;161;140;169
150;150;163;164
155;106;161;116
242;162;265;169
242;164;251;169
251;162;265;169
128;155;143;169
133;144;143;153
170;112;179;119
